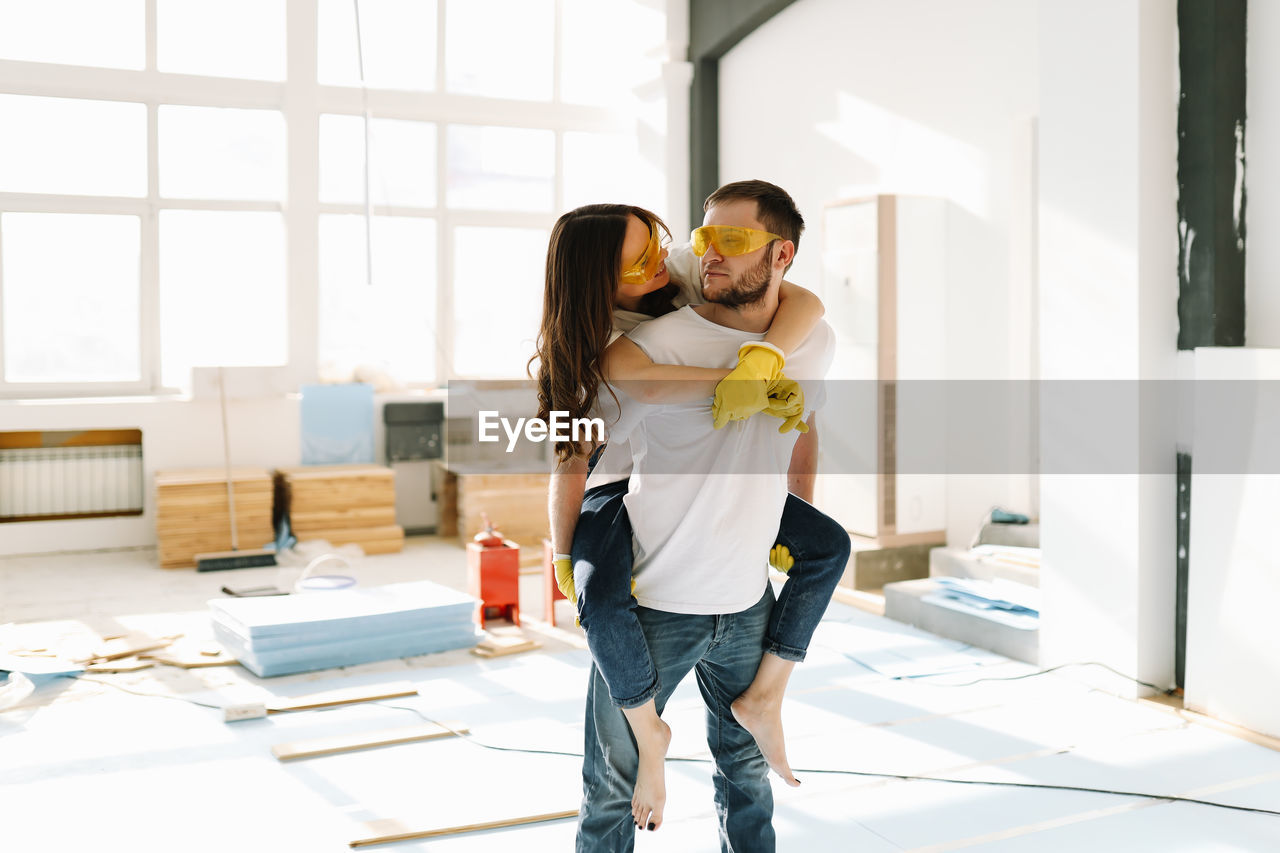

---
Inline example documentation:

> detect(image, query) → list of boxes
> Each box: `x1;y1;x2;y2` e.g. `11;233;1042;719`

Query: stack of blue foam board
209;581;480;677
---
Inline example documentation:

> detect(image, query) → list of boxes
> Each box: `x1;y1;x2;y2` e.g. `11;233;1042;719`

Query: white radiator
0;445;144;519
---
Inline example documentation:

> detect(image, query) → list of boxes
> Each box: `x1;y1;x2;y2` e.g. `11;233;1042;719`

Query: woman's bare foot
731;691;798;786
731;648;802;789
622;701;672;830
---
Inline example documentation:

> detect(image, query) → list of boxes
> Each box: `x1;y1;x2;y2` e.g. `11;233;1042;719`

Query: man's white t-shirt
585;243;702;491
622;307;835;615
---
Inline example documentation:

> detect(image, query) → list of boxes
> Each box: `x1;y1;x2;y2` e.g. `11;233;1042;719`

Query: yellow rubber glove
761;375;809;434
712;342;786;429
553;555;576;604
769;544;794;573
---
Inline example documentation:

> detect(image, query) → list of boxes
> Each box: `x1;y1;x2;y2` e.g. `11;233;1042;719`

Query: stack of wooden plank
154;468;275;569
436;464;550;548
276;464;404;554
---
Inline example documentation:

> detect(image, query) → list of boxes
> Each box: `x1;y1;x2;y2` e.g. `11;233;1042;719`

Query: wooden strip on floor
831;585;886;617
906;798;1170;852
1140;694;1280;753
349;809;579;848
272;721;469;761
266;682;417;714
472;635;541;658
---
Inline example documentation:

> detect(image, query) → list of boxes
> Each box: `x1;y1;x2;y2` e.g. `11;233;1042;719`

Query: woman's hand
711;342;786;428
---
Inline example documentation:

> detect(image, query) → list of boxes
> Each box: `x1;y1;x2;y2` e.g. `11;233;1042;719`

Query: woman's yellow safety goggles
690;225;782;257
620;222;669;285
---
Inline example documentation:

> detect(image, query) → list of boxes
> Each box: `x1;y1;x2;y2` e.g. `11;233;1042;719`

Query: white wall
1036;0;1178;695
1246;1;1280;347
1185;348;1280;738
717;0;1039;545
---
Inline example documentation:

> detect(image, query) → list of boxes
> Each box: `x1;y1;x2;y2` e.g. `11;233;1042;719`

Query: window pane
160;211;286;389
2;213;140;383
319;215;437;383
561;0;665;106
452;226;546;377
0;95;145;196
159;105;286;201
563;131;665;214
157;0;285;81
445;0;553;101
0;0;144;69
318;0;437;90
446;125;553;211
320;115;436;207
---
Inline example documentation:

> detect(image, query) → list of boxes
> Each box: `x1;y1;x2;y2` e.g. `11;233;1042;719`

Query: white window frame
0;0;645;399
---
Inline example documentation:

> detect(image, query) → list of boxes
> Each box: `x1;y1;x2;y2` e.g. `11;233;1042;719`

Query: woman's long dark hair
530;203;671;462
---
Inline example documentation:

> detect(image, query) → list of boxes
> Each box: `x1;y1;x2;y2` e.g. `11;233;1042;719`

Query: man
576;180;836;852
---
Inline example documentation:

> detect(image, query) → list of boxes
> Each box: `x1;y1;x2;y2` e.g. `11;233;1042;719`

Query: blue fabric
300;382;375;465
577;589;777;853
571;484;850;705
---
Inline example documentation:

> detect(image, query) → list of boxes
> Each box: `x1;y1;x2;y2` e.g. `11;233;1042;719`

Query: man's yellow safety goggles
620;221;669;285
690;225;782;257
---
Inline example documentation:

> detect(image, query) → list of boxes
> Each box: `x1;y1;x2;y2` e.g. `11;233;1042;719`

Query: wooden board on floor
1140;694;1280;753
142;648;239;668
81;634;181;663
472;635;541;658
831;585;886;617
266;682;418;714
350;809;579;848
272;721;469;761
85;657;154;673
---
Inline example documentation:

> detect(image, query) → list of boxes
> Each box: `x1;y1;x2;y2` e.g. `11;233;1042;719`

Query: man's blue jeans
572;479;850;707
576;589;776;853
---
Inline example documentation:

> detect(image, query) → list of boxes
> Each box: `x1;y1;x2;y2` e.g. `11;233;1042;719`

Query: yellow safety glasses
690;225;782;257
620;221;669;285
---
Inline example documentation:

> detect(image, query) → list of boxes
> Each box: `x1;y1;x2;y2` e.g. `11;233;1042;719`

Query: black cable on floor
376;702;1280;820
836;653;1174;695
925;660;1172;693
52;675;1276;820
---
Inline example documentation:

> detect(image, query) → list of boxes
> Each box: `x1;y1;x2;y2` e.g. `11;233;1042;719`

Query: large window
0;0;669;396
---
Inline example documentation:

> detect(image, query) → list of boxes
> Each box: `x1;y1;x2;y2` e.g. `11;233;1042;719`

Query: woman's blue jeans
571;479;851;708
576;589;777;852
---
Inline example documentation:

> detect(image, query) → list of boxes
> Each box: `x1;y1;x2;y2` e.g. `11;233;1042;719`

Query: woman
533;203;848;832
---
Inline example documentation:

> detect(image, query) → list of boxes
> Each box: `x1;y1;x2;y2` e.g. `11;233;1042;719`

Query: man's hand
554;554;576;604
712;342;786;429
769;544;794;573
761;376;809;434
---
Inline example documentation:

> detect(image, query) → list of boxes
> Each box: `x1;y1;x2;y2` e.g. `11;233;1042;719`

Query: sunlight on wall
816;91;990;217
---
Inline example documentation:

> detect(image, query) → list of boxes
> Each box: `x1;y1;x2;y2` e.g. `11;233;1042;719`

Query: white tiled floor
2;538;1279;852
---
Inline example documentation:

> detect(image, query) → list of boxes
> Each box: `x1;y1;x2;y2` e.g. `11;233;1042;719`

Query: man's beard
701;245;773;307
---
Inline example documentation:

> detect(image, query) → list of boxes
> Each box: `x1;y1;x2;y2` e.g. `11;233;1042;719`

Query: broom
196;368;278;572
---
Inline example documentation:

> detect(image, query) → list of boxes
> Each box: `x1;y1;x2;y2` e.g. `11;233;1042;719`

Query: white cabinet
815;195;947;544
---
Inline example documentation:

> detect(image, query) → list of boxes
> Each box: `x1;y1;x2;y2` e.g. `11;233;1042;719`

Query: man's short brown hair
703;179;805;255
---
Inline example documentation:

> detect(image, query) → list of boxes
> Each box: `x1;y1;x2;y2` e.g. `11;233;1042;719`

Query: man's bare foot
629;715;672;831
732;692;800;787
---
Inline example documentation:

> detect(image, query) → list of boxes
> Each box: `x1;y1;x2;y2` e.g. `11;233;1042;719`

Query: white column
285;0;320;388
1036;0;1179;694
663;0;692;239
